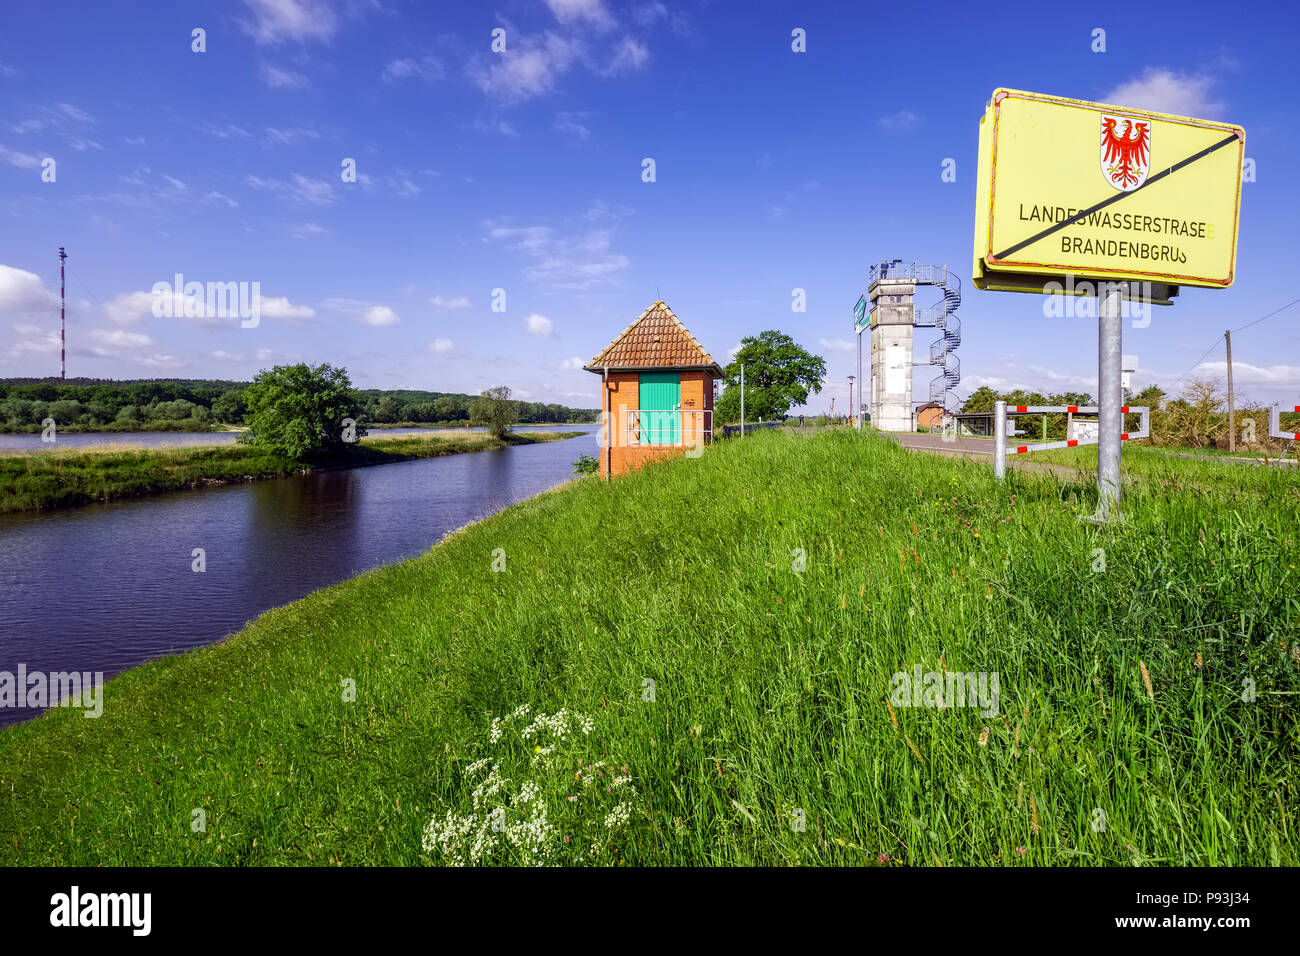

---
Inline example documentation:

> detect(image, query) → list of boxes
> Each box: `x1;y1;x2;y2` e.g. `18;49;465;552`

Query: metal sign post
1094;284;1123;521
972;86;1245;523
853;295;868;432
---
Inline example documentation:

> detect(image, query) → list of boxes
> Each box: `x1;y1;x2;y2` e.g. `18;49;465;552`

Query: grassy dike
1;429;1297;865
0;431;585;515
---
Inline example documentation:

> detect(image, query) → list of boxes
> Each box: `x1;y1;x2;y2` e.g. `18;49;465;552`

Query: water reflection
0;427;597;727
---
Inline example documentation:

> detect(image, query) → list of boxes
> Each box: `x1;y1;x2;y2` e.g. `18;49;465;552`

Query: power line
1159;294;1300;395
1165;333;1225;394
1231;294;1300;334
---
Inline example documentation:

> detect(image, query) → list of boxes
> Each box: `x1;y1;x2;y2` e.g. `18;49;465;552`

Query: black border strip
993;132;1240;262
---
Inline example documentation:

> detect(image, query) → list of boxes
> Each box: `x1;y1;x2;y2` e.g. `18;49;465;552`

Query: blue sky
1;0;1296;412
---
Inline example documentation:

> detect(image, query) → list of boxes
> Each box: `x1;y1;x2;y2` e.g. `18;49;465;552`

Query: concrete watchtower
866;261;962;431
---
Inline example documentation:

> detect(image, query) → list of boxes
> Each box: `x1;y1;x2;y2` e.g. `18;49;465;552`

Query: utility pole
1225;329;1235;452
856;322;864;431
848;376;855;428
59;246;67;380
739;364;745;437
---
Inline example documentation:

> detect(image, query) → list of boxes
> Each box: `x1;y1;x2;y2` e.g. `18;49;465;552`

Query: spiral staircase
917;271;961;410
869;262;963;413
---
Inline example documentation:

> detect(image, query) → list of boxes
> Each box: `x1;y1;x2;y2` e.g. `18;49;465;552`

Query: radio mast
58;246;67;380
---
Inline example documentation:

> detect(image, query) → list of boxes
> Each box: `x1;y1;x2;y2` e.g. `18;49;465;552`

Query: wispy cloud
472;33;580;102
877;109;922;131
246;172;334;205
263;63;309;90
429;295;471;309
264;126;321;147
484;215;629;290
240;0;339;44
1103;68;1224;118
382;55;445;83
324;298;401;326
556;111;592;140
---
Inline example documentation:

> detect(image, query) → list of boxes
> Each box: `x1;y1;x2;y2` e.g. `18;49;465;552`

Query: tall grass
0;429;1295;865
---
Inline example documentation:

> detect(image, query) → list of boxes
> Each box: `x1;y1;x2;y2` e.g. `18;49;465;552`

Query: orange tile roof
584;301;723;375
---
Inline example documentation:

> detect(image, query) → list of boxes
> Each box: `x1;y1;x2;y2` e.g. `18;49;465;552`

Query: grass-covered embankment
0;429;1296;865
0;430;584;514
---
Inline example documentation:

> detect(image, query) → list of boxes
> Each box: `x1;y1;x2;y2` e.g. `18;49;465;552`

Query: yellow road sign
972;88;1245;291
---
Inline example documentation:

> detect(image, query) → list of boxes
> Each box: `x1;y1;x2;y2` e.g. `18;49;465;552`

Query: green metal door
639;372;680;445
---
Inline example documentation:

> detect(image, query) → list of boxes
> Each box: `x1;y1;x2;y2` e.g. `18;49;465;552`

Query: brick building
584;301;724;479
915;402;948;431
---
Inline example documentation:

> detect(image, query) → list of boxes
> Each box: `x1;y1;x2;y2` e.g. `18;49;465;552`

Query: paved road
889;433;1016;456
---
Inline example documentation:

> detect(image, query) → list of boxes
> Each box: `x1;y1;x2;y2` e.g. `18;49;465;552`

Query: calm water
0;423;582;451
0;426;597;727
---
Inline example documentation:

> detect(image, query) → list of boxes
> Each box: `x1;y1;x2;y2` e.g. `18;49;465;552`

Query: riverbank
1;428;1295;865
0;430;585;514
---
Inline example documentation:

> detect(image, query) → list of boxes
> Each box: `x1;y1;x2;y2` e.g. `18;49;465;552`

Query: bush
240;362;367;459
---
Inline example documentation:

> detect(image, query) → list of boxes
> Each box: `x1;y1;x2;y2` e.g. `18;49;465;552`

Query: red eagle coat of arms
1100;114;1151;191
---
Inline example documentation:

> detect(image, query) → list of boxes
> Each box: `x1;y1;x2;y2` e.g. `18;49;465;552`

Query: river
0;426;598;728
0;423;583;452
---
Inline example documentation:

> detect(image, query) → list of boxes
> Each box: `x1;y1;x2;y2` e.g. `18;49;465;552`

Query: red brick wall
598;370;716;478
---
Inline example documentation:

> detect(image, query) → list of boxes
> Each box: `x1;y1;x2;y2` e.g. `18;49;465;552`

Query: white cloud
382;56;445;83
818;338;855;353
199;123;252;140
263;64;310;89
104;290;160;326
324;298;400;326
546;0;615;28
1194;361;1300;387
102;286;312;326
264;126;320;147
90;328;154;349
1103;68;1224;119
289;221;328;239
0;265;58;317
0;145;42;169
204;191;240;208
484;220;628;290
471;32;580;102
429;295;471;309
362;305;399;326
240;0;339;44
526;313;555;336
471;117;519;137
258;296;315;320
877;110;922;131
246;172;334;205
602;36;648;76
555;111;592;139
560;356;585;370
429;337;455;354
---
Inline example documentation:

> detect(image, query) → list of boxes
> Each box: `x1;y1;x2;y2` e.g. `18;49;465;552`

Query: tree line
0;377;598;433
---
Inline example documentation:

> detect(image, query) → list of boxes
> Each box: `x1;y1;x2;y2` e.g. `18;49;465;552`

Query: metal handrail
622;408;712;448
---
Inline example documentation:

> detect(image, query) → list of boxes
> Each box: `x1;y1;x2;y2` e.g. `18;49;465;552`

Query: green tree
1133;385;1166;410
433;395;468;421
212;389;248;424
373;396;401;423
716;331;826;423
961;386;999;414
470;385;517;439
240;363;367;458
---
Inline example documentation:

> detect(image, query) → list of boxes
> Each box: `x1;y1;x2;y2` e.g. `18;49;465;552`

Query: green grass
0;429;1296;865
0;430;584;514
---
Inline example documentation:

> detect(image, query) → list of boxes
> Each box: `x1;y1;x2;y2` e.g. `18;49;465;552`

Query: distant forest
0;378;600;433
